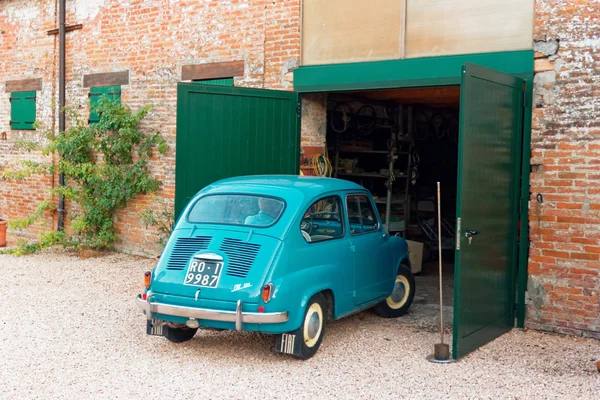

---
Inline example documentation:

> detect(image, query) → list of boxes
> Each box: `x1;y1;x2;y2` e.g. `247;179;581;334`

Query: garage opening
323;86;459;328
305;62;525;360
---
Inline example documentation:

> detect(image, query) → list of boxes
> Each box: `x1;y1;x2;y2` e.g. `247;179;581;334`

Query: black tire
295;293;328;360
374;265;416;318
164;326;198;343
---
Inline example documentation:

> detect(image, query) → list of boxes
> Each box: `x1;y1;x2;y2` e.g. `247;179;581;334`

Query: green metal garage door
453;63;524;359
175;84;300;218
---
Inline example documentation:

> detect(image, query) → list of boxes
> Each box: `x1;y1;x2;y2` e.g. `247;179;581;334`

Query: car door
297;194;355;302
346;193;391;305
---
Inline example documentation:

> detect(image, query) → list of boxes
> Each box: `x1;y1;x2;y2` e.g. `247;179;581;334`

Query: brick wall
0;0;301;255
0;0;57;236
527;0;600;339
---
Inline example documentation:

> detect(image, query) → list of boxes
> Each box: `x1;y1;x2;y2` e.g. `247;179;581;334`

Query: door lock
464;229;478;245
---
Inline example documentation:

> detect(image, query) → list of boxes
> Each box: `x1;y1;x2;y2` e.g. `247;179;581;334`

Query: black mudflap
274;332;302;356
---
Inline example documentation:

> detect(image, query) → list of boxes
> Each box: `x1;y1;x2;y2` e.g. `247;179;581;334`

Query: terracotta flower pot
0;219;7;248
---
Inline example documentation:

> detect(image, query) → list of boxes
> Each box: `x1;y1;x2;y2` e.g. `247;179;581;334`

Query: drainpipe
57;0;65;231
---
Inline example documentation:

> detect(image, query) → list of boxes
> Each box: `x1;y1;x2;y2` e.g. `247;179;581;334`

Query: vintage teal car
136;175;415;359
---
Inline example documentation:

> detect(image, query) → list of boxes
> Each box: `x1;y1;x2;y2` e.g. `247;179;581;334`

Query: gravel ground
0;251;598;400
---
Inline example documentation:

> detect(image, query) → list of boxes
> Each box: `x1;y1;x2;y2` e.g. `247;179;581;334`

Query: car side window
300;196;344;243
346;194;379;235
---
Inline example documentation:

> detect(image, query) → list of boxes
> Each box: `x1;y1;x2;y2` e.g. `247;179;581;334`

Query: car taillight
262;283;274;303
144;271;152;288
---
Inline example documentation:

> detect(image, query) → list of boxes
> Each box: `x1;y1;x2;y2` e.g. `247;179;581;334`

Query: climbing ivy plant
1;97;168;254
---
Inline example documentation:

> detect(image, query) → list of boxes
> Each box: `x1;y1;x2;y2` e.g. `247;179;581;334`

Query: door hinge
456;217;461;250
296;103;301;117
522;91;527;107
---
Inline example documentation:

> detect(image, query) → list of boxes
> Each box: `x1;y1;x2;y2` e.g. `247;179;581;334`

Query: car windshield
187;194;285;227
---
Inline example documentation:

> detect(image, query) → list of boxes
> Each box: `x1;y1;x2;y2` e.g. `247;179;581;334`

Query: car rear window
187;194;285;227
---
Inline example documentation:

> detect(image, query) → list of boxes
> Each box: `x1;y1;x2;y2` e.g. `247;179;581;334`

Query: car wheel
296;294;327;360
164;326;198;343
374;265;416;318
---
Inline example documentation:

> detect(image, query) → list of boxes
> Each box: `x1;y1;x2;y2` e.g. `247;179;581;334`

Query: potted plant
0;218;7;247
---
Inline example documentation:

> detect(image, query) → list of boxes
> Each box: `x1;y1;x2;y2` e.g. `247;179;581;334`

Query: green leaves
4;98;168;252
8;201;56;230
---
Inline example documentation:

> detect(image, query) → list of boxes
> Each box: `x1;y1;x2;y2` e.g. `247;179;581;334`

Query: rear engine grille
221;238;261;278
166;236;212;270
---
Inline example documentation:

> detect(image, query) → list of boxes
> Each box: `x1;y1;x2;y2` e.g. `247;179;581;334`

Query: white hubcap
303;302;323;348
386;275;410;309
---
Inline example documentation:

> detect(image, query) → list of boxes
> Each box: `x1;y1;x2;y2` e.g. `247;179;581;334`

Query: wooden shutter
193;78;234;86
10;91;36;130
89;85;121;124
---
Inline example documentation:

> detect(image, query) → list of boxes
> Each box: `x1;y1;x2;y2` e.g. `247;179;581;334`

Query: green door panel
175;84;300;219
453;63;524;359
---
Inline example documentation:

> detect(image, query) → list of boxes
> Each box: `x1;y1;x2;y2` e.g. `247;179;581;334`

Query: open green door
453;63;524;359
175;84;300;218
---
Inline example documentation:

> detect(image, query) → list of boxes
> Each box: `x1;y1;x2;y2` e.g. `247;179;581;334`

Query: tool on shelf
332;104;415;238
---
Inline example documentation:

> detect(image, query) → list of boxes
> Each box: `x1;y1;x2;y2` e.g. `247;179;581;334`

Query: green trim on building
517;77;534;328
294;50;534;92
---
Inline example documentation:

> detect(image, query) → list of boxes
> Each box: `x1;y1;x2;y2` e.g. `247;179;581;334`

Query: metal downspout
57;0;65;231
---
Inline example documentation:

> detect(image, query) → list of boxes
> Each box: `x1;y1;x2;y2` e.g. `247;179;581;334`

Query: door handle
464;229;478;245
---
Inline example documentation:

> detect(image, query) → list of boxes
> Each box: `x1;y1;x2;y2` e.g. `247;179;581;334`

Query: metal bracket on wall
47;24;83;35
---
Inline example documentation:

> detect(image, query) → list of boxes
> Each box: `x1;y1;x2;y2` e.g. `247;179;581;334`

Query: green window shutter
89;85;121;124
10;91;36;130
192;78;234;86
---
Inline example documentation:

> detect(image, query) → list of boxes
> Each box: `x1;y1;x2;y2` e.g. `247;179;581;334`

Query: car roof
202;175;368;200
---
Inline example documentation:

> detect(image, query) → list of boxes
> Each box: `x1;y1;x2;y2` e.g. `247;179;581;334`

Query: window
346;194;379;234
89;86;121;124
300;196;344;243
10;91;36;130
187;194;285;228
193;78;234;86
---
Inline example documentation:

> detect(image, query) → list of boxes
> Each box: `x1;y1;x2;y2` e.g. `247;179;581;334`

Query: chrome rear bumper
136;294;288;331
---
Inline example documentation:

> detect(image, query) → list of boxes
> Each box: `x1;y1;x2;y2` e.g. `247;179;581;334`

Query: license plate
183;259;223;288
